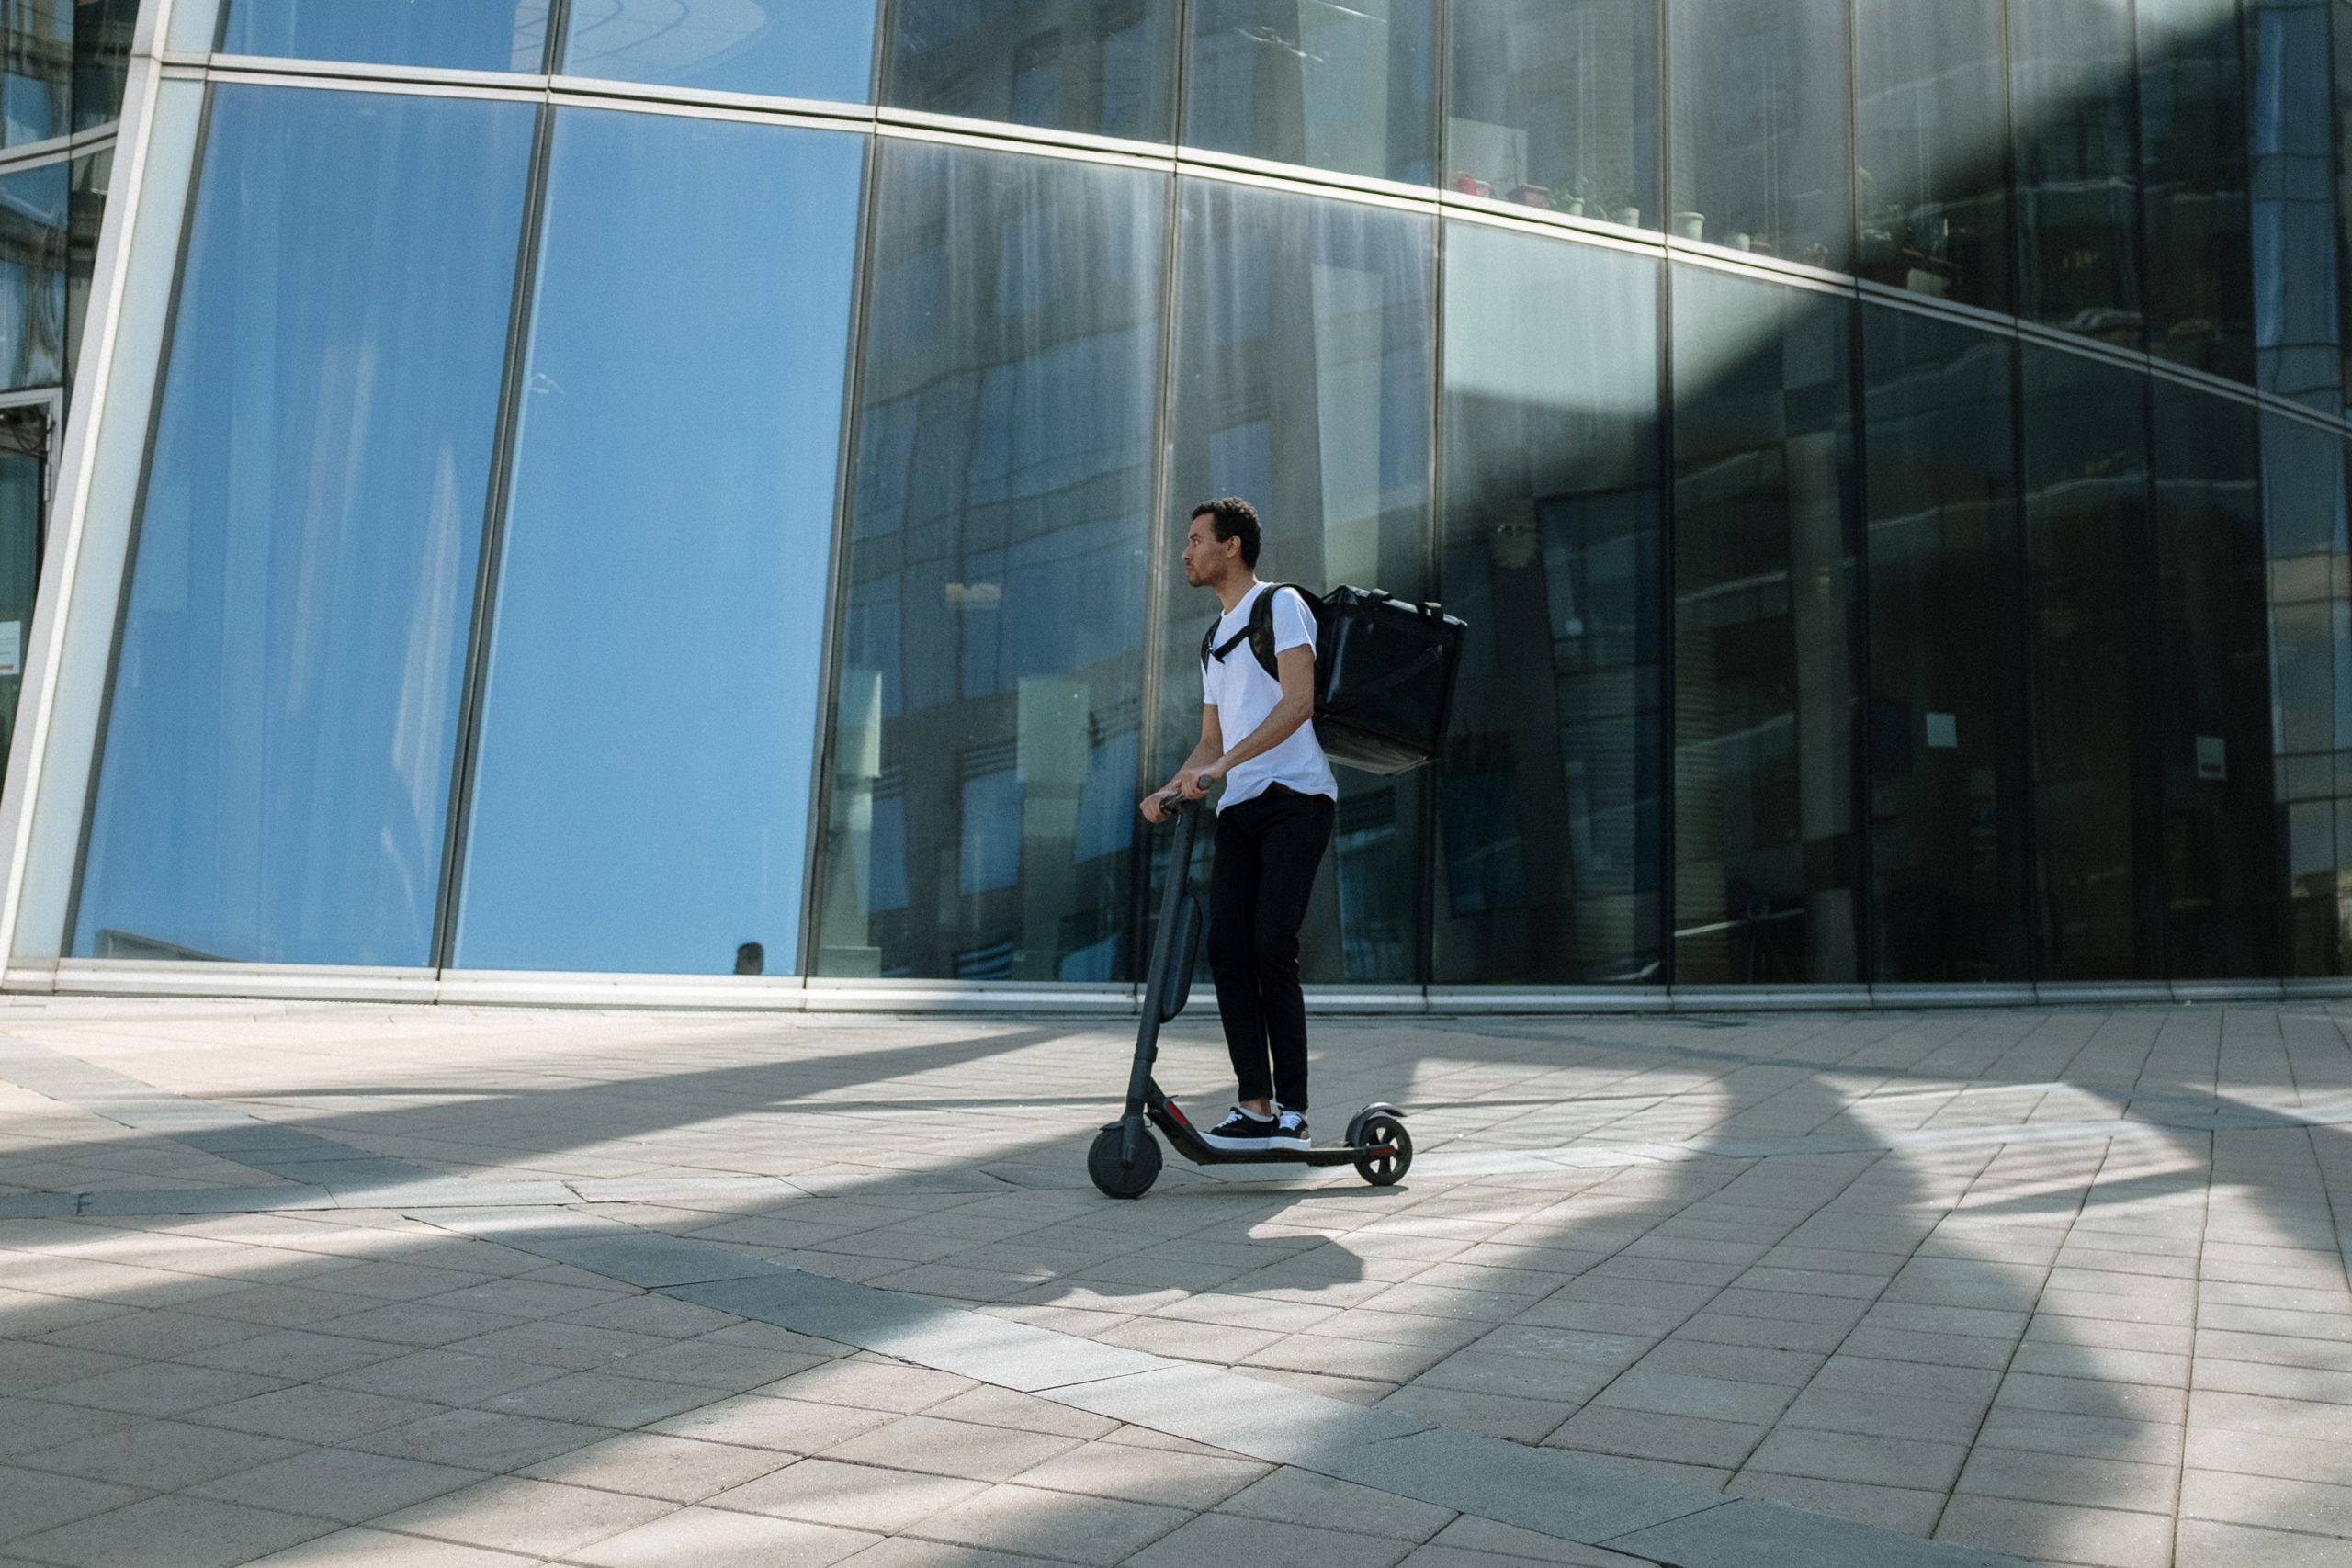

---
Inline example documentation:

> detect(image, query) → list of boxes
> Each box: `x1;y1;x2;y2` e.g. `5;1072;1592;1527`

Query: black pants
1207;787;1335;1111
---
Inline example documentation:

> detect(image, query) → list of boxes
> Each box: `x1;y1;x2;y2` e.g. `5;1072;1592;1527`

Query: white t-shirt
1202;583;1339;811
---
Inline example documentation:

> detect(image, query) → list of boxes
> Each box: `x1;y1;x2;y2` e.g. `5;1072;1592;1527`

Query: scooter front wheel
1352;1113;1412;1187
1088;1124;1162;1199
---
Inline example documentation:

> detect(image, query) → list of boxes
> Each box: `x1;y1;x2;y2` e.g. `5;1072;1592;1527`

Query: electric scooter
1086;793;1412;1200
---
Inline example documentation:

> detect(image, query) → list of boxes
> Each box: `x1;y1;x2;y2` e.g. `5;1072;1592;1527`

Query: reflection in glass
1670;266;1859;984
2261;414;2350;972
1184;0;1434;184
73;0;136;131
2023;347;2156;979
817;141;1165;980
1860;307;2026;983
62;143;101;378
1853;0;2009;312
1669;0;1849;267
2138;0;2252;381
2152;383;2273;976
219;0;551;72
0;159;64;390
561;0;876;103
2;1;67;146
1445;0;1656;225
73;87;535;964
0;404;44;780
888;0;1177;142
455;113;863;976
2010;0;2142;345
1436;222;1658;984
2247;0;2342;412
1161;179;1432;984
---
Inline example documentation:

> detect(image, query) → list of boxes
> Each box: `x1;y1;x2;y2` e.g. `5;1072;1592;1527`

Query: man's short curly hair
1191;496;1261;568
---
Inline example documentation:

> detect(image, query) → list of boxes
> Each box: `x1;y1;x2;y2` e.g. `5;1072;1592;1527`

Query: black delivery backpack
1201;584;1466;774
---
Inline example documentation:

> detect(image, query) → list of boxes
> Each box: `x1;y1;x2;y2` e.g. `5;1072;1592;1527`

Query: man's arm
1196;645;1314;785
1140;705;1224;822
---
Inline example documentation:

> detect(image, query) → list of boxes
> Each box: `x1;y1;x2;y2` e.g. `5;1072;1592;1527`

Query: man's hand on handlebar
1138;763;1226;822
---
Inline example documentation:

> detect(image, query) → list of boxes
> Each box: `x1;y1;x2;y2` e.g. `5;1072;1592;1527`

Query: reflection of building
10;0;2352;1005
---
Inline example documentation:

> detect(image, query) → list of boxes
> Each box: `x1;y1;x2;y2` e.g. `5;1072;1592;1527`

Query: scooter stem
1123;796;1197;1159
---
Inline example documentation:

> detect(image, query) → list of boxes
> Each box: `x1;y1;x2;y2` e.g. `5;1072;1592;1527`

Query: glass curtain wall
888;0;1179;142
1860;306;2029;984
73;0;134;131
2246;0;2343;412
1443;0;1657;222
0;404;41;777
72;86;536;964
1435;221;1660;985
2;1;69;147
453;112;865;976
1183;0;1435;185
217;1;552;72
560;0;877;102
0;157;62;389
2152;382;2276;976
1670;265;1860;985
1852;0;2010;313
817;141;1166;983
2261;413;2352;974
2010;0;2143;346
1668;0;1849;267
2023;347;2160;980
1160;179;1433;984
2138;0;2254;381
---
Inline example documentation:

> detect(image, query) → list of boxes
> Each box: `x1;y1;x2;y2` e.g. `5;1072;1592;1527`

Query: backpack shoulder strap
1246;584;1288;680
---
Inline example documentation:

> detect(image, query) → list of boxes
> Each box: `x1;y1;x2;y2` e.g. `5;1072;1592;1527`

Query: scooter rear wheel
1088;1124;1162;1199
1353;1113;1412;1187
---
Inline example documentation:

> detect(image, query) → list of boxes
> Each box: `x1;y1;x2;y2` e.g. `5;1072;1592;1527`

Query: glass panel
561;0;877;103
1670;265;1859;984
1853;0;2009;312
1860;307;2027;984
2264;413;2350;973
219;0;551;72
0;1;68;146
888;0;1178;143
72;85;535;964
63;143;103;382
2152;385;2274;976
0;404;44;777
1435;221;1659;985
454;113;863;976
2139;0;2253;382
817;141;1165;980
2022;346;2156;980
1183;0;1435;184
2010;0;2143;346
72;0;137;132
1668;0;1849;267
0;159;65;391
1159;179;1433;984
1445;0;1657;224
2247;1;2341;411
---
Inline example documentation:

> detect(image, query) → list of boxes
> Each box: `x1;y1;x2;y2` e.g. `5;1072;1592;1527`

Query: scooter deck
1146;1095;1392;1168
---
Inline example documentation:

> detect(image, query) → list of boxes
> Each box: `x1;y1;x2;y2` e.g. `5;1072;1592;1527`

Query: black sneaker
1201;1106;1279;1151
1272;1108;1309;1151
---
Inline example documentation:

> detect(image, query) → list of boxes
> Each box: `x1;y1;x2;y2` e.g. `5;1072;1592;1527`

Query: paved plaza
1;998;2349;1566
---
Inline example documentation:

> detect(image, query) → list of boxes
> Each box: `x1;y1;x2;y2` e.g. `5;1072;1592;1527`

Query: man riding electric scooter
1139;497;1336;1155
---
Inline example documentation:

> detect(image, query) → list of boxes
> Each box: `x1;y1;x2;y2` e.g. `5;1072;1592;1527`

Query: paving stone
2174;1518;2352;1568
195;1383;443;1444
366;1475;674;1556
1933;1495;2173;1568
514;1430;789;1501
234;1524;534;1564
1740;1427;1970;1492
572;1506;880;1567
1216;1466;1454;1540
1011;1442;1267;1510
1608;1497;2018;1568
820;1414;1084;1483
0;1467;142;1543
11;1495;335;1568
651;1393;899;1453
1953;1447;2177;1514
711;1457;989;1531
1724;1472;1944;1536
343;1407;607;1472
189;1448;489;1522
906;1482;1190;1565
1129;1511;1416;1568
2179;1466;2352;1538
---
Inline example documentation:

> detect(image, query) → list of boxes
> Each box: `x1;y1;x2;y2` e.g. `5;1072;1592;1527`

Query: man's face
1182;515;1235;587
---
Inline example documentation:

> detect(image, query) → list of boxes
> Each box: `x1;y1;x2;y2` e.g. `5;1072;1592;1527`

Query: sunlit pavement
2;998;2348;1567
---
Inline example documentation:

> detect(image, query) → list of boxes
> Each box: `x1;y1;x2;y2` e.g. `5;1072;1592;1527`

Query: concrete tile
2181;1426;2352;1485
1740;1427;1969;1491
21;1416;300;1490
1934;1495;2173;1568
1724;1472;1945;1536
11;1495;334;1568
651;1393;899;1453
2180;1466;2352;1537
236;1526;536;1564
321;1348;565;1405
514;1430;788;1501
1011;1442;1266;1510
478;1369;714;1430
921;1386;1120;1440
763;1359;980;1415
190;1448;488;1523
1129;1511;1414;1568
39;1361;287;1416
1548;1406;1765;1470
0;1467;142;1542
1216;1467;1453;1540
1591;1371;1796;1426
820;1415;1083;1483
195;1383;443;1444
1376;1385;1570;1444
711;1458;989;1530
572;1506;878;1568
1610;1496;2016;1568
1955;1447;2177;1513
367;1476;673;1556
908;1482;1190;1565
2176;1519;2352;1568
344;1407;607;1472
1427;1517;1656;1565
831;1538;1078;1568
